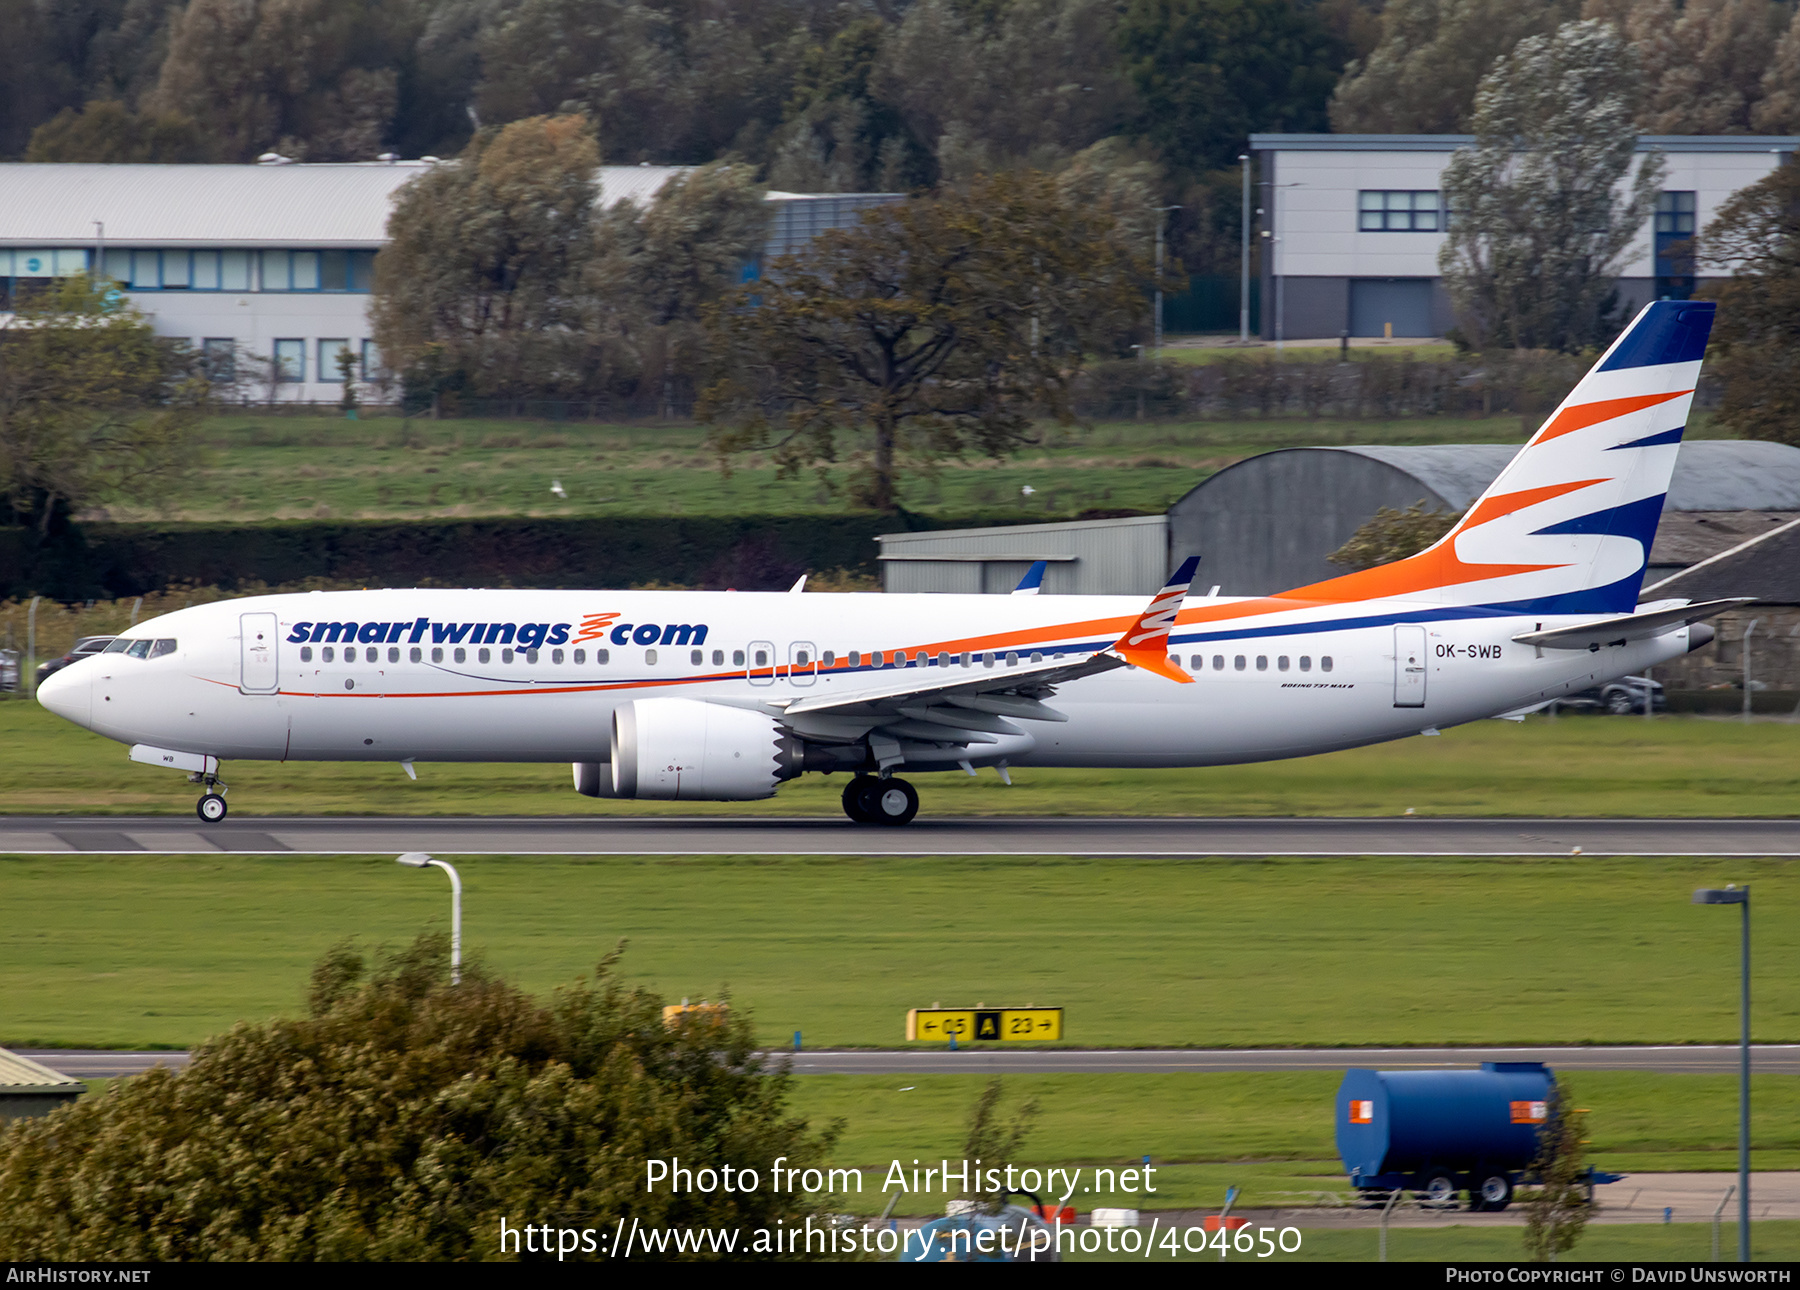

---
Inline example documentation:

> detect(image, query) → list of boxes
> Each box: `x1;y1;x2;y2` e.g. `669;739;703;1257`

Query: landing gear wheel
1474;1174;1514;1212
867;777;919;826
1416;1174;1459;1207
842;775;879;823
197;793;228;823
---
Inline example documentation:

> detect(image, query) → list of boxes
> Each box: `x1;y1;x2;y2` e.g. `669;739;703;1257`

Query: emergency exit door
1393;625;1427;708
240;612;279;693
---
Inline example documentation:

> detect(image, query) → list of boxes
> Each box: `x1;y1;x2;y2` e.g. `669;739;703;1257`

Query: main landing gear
189;770;229;823
841;774;919;826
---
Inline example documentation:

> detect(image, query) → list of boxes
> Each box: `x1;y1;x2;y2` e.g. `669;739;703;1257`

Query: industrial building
0;162;898;403
0;1048;83;1121
1247;134;1800;340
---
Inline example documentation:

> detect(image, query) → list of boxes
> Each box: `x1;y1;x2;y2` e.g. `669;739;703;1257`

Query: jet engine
611;698;802;800
572;762;617;797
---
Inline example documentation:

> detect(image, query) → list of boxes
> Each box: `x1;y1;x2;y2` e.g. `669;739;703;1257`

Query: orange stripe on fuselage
1534;389;1691;444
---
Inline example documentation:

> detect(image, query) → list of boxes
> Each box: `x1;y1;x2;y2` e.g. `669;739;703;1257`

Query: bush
0;936;837;1261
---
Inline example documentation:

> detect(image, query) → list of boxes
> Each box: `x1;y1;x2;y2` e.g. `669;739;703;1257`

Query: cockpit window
126;639;151;659
103;639;131;654
149;639;176;658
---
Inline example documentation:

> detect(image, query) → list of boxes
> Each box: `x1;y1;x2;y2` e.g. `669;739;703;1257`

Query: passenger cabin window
1256;656;1268;671
552;649;564;664
388;647;400;662
478;648;491;663
502;648;514;663
734;649;746;666
754;649;768;666
410;647;422;662
453;648;465;663
712;650;724;665
323;647;335;662
645;649;658;665
431;647;443;663
526;649;538;663
1234;655;1246;671
690;649;703;665
1300;656;1311;672
1278;656;1289;672
1322;656;1334;672
301;646;314;662
1213;655;1224;670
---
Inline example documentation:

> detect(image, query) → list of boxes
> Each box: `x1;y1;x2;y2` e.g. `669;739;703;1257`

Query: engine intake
611;698;801;800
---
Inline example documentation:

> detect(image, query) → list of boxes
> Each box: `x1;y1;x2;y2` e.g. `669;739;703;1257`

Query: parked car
1556;674;1665;715
35;635;116;685
0;649;19;693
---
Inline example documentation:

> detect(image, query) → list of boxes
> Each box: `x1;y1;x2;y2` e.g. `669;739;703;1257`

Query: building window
161;251;190;289
1655;191;1697;300
350;249;375;291
130;249;160;289
360;339;381;380
273;338;304;383
221;250;252;291
291;250;321;290
260;249;289;291
1358;191;1441;232
202;338;236;381
319;339;351;383
192;250;220;290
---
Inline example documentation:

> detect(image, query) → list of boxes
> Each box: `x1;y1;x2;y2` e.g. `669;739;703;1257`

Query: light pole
1693;884;1750;1261
1153;205;1181;359
1239;153;1251;345
398;852;462;984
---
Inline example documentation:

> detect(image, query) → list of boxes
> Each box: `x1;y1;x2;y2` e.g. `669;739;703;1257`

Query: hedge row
2;513;1004;601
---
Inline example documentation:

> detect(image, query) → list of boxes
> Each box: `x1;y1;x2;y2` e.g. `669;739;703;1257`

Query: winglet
1011;560;1047;596
1113;555;1199;683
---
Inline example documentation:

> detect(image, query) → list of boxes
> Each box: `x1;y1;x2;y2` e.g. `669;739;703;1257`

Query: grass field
3;851;1793;1051
107;411;1558;525
5;700;1798;818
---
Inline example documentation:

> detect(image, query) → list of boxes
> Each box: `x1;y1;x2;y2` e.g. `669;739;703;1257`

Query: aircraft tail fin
1280;300;1715;614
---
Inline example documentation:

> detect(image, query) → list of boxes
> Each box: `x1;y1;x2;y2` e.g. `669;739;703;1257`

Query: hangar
881;440;1800;604
0;162;897;403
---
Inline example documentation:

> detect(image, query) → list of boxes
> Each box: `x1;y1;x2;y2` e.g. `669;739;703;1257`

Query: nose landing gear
189;770;229;823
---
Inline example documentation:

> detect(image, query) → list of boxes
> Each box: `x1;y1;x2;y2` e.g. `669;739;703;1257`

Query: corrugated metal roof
0;162;701;247
0;1047;83;1092
1327;441;1800;512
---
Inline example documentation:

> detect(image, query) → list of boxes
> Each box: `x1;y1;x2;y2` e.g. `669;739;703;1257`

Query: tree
1582;0;1786;134
1327;500;1462;571
1696;161;1800;446
1329;0;1572;133
0;276;203;538
371;115;600;399
146;0;405;162
1115;0;1344;176
1523;1083;1591;1262
26;98;212;162
870;0;1139;184
0;934;839;1261
700;170;1155;511
1437;19;1664;352
959;1080;1040;1208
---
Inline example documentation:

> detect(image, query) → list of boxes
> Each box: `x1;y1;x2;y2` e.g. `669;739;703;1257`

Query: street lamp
398;852;462;984
1693;883;1750;1261
1239;153;1252;345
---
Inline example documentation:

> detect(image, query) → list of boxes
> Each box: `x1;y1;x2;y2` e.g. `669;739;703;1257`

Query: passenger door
746;640;775;687
240;613;279;694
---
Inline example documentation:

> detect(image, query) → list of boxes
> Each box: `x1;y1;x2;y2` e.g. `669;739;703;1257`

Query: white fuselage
40;588;1695;771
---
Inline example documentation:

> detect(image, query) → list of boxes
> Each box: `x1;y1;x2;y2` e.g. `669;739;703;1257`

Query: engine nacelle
572;762;617;797
611;698;800;800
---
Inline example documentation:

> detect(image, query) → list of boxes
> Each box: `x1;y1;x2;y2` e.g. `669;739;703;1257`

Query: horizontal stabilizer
1510;598;1754;650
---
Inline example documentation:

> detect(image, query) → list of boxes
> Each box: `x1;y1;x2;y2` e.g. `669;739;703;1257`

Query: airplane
37;300;1747;827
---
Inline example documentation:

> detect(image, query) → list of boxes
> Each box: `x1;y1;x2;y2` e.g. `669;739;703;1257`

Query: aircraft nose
36;664;92;729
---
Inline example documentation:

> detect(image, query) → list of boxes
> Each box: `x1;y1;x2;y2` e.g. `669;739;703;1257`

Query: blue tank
1337;1062;1554;1193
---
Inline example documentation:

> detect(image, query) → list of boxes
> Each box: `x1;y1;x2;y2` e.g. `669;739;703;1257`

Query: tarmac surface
23;1044;1800;1080
3;814;1800;856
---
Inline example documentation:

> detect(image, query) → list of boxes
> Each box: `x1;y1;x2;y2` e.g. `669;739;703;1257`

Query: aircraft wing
1510;597;1754;650
769;556;1202;751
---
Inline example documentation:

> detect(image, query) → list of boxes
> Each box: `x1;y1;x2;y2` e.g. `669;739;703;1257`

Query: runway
23;1044;1800;1079
3;814;1799;856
